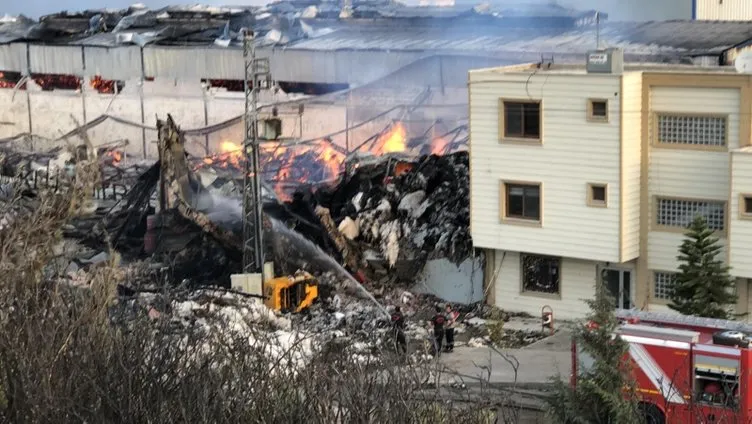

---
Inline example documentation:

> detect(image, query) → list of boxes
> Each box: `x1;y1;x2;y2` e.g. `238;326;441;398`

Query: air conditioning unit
586;48;624;74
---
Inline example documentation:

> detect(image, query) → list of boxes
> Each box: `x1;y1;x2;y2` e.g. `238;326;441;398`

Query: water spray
268;217;390;318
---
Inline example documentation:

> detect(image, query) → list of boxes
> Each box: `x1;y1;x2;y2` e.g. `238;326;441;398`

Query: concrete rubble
0;115;547;364
287;151;474;283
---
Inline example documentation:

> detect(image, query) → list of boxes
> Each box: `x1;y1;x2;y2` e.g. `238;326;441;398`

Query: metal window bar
654;272;676;300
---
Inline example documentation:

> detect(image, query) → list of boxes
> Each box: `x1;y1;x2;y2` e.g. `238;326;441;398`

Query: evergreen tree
546;283;640;424
668;215;737;319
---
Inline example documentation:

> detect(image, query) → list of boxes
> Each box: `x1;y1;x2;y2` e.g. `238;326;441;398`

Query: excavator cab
263;271;319;313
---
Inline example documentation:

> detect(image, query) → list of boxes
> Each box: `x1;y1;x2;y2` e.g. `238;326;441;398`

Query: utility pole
241;29;271;278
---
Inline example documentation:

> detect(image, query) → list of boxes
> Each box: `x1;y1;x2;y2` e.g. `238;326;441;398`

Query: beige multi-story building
469;51;752;320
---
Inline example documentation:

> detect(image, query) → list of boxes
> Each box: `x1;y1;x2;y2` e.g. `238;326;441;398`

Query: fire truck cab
572;310;752;423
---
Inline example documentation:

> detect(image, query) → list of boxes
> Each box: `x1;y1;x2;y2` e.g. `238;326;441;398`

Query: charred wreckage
0;115;495;354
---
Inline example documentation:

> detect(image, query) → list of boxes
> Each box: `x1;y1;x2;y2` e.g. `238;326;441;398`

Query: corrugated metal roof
2;3;750;58
285;20;752;56
285;23;568;52
603;20;752;53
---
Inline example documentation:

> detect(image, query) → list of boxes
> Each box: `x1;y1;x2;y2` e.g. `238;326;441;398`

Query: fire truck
572;309;752;423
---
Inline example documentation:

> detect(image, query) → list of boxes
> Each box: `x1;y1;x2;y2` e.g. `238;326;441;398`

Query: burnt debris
292;151;472;281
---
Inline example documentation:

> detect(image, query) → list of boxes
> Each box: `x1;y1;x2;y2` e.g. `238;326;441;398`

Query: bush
669;215;737;319
546;284;641;424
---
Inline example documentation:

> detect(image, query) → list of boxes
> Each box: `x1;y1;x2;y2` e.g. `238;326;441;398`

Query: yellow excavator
263;271;319;313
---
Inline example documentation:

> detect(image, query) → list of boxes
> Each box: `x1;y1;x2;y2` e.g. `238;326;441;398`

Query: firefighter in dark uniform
391;306;407;354
444;303;459;353
430;305;446;356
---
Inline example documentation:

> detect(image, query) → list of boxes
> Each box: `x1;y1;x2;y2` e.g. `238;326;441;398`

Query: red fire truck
572;309;752;423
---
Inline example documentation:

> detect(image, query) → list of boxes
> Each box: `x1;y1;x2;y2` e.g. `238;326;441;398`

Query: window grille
657;114;726;147
654;272;676;300
656;198;725;231
521;254;560;294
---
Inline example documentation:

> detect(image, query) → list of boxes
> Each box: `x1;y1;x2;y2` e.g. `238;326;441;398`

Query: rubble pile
0;115;551;363
109;284;317;371
461;307;548;349
294;152;472;278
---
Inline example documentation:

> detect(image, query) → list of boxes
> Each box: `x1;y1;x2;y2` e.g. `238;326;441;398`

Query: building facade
469;58;752;320
696;0;752;20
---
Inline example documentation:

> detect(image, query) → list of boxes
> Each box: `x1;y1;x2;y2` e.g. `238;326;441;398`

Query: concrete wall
1;79;466;157
0;89;29;139
0;84;350;157
412;257;484;305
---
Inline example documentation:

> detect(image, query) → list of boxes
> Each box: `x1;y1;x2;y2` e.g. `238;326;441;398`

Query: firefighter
429;305;446;356
444;303;459;353
391;306;407;354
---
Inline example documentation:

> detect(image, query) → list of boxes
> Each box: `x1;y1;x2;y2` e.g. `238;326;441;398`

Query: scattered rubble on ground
0;115;545;362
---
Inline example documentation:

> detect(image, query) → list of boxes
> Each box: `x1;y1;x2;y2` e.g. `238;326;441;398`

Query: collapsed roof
1;3;751;85
1;2;749;54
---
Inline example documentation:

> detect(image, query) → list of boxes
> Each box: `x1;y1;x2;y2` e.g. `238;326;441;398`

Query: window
521;254;560;295
587;183;608;207
656;114;727;147
587;99;608;122
740;194;752;219
656;198;725;231
503;182;541;221
501;100;541;140
653;272;676;300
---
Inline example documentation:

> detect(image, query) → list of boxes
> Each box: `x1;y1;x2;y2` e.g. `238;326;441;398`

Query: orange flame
430;137;449;155
207;140;243;169
100;150;124;166
0;72;11;89
194;139;347;201
90;75;116;94
372;122;407;154
220;140;242;153
316;144;345;179
189;120;469;202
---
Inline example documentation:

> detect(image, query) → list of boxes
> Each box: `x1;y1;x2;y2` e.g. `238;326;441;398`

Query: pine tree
546;284;640;424
668;215;737;319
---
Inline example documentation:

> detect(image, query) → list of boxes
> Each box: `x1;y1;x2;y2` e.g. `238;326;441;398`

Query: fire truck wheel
638;402;665;424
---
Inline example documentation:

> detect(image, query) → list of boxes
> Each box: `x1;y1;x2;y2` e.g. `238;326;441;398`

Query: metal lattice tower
241;30;270;275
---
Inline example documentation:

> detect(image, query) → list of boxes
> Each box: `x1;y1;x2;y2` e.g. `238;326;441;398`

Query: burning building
0;109;478;303
3;4;752;154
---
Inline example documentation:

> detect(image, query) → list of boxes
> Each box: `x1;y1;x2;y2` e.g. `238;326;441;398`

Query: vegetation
546;283;641;424
486;307;506;346
668;216;737;319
